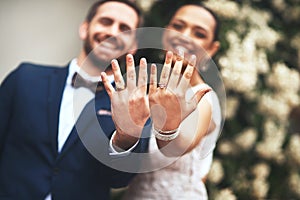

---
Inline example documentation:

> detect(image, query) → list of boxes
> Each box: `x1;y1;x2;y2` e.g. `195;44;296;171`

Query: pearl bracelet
152;124;180;141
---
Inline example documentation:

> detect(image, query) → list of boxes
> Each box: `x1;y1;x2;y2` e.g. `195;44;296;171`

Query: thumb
100;72;114;98
189;85;212;109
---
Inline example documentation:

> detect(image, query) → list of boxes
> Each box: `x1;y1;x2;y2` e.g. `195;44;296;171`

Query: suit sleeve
0;68;18;156
109;123;151;188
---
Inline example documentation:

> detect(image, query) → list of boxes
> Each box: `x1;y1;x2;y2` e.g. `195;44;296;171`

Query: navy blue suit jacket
0;63;149;200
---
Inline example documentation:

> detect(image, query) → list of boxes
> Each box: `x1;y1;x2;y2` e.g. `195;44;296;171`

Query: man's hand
101;54;150;150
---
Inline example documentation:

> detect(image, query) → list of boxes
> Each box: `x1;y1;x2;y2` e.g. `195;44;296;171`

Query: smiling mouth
170;43;193;54
170;44;195;58
99;41;118;50
94;35;123;51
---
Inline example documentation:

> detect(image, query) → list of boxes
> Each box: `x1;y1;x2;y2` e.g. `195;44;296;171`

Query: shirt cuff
109;130;139;156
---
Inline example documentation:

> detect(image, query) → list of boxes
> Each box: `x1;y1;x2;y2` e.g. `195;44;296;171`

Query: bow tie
71;72;104;92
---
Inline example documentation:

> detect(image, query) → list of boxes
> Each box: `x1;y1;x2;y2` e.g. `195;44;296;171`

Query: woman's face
162;5;219;63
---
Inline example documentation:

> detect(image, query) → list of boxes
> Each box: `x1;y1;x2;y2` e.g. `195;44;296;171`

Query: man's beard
83;39;110;71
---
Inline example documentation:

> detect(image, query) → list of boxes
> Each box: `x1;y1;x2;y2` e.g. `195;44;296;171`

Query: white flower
252;162;270;179
291;34;300;50
235;128;257;151
204;0;239;19
218;140;236;155
239;5;271;27
255;50;270;74
258;93;291;121
272;0;287;12
248;28;281;50
215;188;237;200
208;159;224;184
244;89;258;100
283;5;300;21
252;178;269;199
225;97;239;119
255;120;286;162
286;134;300;166
136;0;156;12
267;62;300;92
289;172;300;197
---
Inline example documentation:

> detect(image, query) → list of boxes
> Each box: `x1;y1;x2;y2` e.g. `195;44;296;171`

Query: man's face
81;1;138;64
162;5;219;62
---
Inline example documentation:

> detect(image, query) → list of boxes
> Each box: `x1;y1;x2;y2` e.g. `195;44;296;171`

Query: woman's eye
170;23;184;31
194;31;206;38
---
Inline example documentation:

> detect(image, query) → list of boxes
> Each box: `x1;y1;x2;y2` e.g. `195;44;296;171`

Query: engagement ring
158;83;166;89
116;84;125;92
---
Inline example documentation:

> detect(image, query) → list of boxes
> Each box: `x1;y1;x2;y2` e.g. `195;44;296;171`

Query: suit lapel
57;98;96;159
57;89;114;160
47;66;69;156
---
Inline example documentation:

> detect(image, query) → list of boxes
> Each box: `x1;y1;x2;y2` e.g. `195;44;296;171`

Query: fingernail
151;63;157;72
141;57;147;65
100;72;106;79
176;47;184;61
189;55;196;66
127;54;133;62
166;51;173;64
111;59;118;68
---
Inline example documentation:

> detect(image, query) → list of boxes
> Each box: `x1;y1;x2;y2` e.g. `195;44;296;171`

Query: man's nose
106;23;120;37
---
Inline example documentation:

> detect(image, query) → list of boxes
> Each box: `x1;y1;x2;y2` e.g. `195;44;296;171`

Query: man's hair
85;0;143;27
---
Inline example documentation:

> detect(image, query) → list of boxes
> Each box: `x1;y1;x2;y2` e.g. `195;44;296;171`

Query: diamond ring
158;83;167;89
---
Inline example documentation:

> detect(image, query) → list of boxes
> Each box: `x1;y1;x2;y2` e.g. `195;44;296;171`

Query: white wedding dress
122;84;222;200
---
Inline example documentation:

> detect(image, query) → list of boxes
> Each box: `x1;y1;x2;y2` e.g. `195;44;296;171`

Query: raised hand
148;51;211;132
101;54;150;149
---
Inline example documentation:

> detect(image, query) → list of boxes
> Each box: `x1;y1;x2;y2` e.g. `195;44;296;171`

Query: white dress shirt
45;59;138;200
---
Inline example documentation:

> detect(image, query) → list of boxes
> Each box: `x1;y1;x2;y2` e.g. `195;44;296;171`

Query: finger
149;63;157;95
111;59;126;92
167;48;184;91
101;72;115;98
188;86;212;110
138;58;148;94
159;51;173;88
126;54;136;92
177;55;196;94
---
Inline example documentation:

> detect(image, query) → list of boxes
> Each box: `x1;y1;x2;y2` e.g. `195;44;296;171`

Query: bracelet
152;124;180;141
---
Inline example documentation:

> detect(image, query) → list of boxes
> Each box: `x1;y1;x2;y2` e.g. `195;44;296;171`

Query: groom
0;1;149;200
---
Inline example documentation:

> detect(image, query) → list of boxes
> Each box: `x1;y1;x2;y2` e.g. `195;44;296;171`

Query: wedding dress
122;84;222;200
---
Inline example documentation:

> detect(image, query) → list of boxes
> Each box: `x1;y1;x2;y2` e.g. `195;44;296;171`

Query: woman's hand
148;51;211;132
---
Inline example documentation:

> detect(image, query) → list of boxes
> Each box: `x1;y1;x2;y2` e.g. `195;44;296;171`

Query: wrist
112;129;140;150
152;124;181;141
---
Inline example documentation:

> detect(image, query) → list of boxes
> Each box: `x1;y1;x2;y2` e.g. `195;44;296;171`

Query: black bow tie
71;72;104;92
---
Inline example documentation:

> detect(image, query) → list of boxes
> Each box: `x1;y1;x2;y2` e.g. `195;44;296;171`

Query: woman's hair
145;1;220;41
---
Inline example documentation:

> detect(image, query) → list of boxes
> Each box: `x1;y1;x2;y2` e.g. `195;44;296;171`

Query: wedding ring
158;83;166;89
115;83;125;91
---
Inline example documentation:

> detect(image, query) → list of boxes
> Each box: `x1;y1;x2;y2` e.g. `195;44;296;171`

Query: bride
122;3;223;200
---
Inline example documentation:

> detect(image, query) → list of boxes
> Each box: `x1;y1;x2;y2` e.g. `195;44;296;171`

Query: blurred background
0;0;98;81
134;0;300;199
1;0;300;199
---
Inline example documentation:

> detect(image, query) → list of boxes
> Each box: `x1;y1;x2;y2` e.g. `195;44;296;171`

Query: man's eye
99;18;113;26
120;24;131;32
